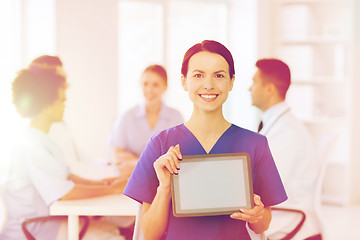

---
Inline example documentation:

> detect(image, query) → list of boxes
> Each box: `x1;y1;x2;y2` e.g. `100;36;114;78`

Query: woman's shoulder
162;104;183;117
228;124;269;148
230;124;265;138
124;104;142;115
116;104;143;121
143;124;185;156
152;124;184;140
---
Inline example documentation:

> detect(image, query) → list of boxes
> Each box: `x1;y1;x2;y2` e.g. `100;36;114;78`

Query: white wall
56;0;119;159
349;0;360;205
224;0;259;131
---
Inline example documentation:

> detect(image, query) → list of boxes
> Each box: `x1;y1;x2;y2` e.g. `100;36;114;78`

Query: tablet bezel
171;152;254;217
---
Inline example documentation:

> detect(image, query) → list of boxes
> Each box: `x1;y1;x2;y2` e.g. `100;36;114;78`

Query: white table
50;194;139;240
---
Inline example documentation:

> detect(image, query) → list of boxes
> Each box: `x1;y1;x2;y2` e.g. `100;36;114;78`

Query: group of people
0;40;321;240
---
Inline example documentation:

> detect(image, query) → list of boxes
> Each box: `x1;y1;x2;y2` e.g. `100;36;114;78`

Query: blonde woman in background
109;65;183;180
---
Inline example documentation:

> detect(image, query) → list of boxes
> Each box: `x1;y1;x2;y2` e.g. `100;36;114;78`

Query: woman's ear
229;75;235;91
181;75;188;91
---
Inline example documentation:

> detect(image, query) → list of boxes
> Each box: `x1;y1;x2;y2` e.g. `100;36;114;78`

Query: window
0;0;56;183
118;0;229;119
118;1;164;112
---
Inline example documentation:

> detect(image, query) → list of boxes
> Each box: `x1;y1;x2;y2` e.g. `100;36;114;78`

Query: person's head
249;58;291;111
181;40;235;79
12;66;67;123
181;40;235;113
31;55;63;67
141;64;168;107
30;55;65;77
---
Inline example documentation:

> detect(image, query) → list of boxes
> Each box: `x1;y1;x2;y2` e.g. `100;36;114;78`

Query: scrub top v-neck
180;124;234;155
124;123;287;240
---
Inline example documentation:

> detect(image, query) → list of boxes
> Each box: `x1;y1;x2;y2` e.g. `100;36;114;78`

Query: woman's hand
153;144;182;188
109;176;128;193
141;145;181;240
230;194;264;223
230;194;271;233
116;161;137;178
101;177;119;185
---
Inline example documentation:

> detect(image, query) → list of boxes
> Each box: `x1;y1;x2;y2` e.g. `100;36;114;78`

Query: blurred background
0;0;359;238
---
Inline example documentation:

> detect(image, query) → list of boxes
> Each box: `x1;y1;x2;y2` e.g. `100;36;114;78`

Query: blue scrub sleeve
252;137;287;207
123;136;163;204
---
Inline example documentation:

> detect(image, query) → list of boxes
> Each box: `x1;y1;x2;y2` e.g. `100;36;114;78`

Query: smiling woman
181;51;234;117
123;40;287;240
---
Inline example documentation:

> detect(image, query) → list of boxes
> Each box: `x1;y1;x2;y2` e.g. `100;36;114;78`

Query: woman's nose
203;77;214;90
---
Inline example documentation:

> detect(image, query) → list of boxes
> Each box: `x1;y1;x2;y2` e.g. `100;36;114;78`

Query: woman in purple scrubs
123;40;287;240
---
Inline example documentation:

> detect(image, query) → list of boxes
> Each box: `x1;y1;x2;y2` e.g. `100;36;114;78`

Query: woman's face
141;71;167;106
181;51;234;113
47;85;67;123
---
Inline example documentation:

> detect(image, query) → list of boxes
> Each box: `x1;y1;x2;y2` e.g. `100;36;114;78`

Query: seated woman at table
123;40;288;240
0;66;126;240
31;55;119;180
109;64;183;180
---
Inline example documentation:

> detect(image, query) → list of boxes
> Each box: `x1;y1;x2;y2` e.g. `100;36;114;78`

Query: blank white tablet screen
178;159;246;210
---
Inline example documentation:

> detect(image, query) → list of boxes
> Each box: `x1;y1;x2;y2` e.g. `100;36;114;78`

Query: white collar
260;102;290;135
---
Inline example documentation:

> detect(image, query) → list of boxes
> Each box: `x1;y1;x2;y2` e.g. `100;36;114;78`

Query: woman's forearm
61;184;115;200
114;148;139;162
61;177;125;200
248;206;272;234
68;173;104;185
141;186;172;240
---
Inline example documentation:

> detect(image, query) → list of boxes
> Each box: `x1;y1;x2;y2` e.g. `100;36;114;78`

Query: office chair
266;207;306;240
21;215;90;240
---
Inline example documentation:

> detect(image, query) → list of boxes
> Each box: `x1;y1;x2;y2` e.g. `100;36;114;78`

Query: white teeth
201;94;217;99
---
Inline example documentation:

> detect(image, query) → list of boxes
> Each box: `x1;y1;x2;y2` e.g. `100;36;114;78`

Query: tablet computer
171;153;254;217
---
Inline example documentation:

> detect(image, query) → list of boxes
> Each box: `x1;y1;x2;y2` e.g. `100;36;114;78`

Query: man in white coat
249;59;322;240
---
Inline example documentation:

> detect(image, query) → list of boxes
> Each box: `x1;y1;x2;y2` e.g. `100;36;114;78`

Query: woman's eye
194;74;203;78
215;74;225;78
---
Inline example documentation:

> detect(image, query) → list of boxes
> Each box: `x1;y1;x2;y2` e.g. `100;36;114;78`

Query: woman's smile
199;94;219;102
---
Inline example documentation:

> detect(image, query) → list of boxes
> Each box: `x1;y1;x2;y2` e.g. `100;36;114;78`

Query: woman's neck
185;109;231;140
145;101;161;115
30;116;52;134
145;101;162;128
185;108;231;153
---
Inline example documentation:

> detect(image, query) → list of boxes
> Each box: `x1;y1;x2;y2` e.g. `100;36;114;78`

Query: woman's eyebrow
192;69;205;73
214;70;226;74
